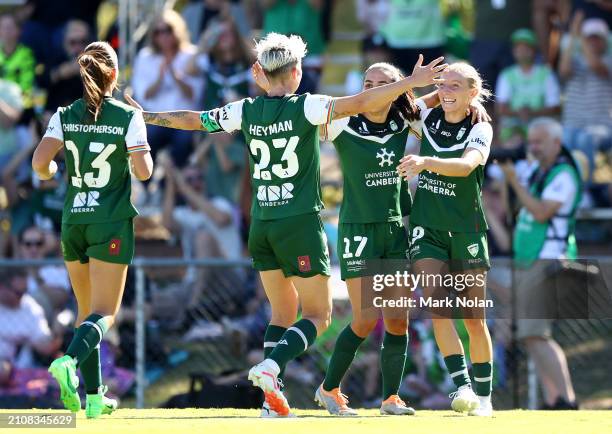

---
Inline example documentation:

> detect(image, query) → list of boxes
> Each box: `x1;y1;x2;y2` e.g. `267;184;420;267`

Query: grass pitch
1;409;611;434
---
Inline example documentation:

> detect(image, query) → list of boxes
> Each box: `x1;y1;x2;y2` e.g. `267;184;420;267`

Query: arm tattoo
142;111;201;130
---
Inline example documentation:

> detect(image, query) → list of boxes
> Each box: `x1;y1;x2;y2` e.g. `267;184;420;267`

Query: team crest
467;243;479;258
389;120;398;131
457;126;467;140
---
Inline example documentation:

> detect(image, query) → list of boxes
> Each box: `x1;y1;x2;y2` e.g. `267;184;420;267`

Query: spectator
0;268;61;378
132;9;203;167
496;29;561;143
191;131;247;203
40;20;90;117
262;0;326;92
0;78;23;173
0;13;36;110
355;0;391;65
378;0;445;75
186;18;254;108
501;117;580;410
470;0;532;93
182;0;251;42
15;226;71;322
559;12;612;182
160;154;242;262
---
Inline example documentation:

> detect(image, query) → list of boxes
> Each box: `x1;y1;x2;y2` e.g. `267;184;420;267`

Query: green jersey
410;100;493;232
200;93;335;220
43;97;150;224
325;112;418;223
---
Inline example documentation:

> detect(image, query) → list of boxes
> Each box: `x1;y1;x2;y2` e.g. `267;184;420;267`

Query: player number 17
343;236;368;259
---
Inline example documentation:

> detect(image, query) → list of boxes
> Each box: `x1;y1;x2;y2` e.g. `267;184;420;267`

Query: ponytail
77;42;118;121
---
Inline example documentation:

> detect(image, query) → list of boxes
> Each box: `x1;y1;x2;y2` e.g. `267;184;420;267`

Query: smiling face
437;70;478;115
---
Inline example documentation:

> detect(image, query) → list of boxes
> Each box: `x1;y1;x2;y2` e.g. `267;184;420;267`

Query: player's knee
384;318;408;335
351;318;377;337
270;311;298;328
464;318;487;337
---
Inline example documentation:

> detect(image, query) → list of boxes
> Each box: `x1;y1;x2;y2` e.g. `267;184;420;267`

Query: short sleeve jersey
410;99;493;232
43;97;150;224
325;112;419;223
200;93;334;220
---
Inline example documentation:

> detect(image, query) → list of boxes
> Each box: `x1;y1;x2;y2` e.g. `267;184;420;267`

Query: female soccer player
316;62;489;416
125;33;446;416
397;62;494;417
32;41;153;418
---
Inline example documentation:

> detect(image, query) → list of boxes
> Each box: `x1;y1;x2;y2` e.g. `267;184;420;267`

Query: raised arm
331;55;447;120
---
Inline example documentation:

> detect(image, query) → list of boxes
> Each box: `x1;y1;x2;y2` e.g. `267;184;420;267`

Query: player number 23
249;136;299;180
65;140;117;188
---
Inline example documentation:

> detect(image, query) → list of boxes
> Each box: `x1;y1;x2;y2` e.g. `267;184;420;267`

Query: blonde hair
446;62;492;104
77;41;118;121
148;9;191;53
255;33;307;78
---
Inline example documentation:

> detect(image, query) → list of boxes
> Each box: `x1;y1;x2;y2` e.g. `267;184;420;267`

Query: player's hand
252;61;271;93
467;101;491;124
397;154;427;180
408;54;448;88
124;92;143;110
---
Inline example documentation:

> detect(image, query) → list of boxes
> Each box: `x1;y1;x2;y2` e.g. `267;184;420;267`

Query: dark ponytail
364;62;420;123
77;41;118;121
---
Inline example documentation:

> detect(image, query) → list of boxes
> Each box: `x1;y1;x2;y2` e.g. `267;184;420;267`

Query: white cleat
260;400;295;418
248;359;291;417
380;395;416;415
469;397;493;417
449;385;480;413
314;384;358;416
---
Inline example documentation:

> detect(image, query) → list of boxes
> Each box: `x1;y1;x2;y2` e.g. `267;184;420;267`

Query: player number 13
65;140;117;188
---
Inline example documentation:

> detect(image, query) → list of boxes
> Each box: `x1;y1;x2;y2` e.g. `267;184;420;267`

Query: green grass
1;409;611;434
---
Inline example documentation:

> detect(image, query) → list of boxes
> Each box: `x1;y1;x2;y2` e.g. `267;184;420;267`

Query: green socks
66;314;109;366
472;362;493;396
267;319;317;371
263;325;287;380
323;325;365;391
444;354;471;389
381;332;408;399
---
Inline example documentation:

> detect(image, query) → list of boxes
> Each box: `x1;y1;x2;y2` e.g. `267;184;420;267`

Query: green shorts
248;212;330;278
338;221;409;280
408;223;490;271
61;218;135;265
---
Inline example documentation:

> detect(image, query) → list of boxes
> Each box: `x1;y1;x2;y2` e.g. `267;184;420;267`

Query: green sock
263;325;287;380
66;313;109;365
472;362;493;396
323;325;365;391
267;319;317;371
444;354;471;389
73;328;102;395
380;332;407;399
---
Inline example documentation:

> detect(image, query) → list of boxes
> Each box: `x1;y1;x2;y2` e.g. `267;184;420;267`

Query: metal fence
0;257;610;410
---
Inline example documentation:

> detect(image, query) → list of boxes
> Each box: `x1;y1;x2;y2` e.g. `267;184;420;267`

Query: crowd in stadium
0;0;610;409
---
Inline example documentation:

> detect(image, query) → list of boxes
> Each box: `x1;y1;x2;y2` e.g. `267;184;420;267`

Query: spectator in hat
496;29;561;144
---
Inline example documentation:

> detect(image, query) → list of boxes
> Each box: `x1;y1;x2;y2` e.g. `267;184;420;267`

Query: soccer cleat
468;399;493;417
86;385;118;419
48;355;81;412
380;395;416;415
248;360;291;416
260;400;295;418
314;384;358;416
449;384;480;413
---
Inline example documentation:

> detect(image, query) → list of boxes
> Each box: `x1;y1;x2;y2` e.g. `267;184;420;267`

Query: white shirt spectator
0;294;52;363
132;46;204;111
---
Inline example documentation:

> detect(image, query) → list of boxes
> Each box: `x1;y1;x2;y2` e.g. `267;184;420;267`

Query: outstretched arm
331;55;447;120
124;93;205;130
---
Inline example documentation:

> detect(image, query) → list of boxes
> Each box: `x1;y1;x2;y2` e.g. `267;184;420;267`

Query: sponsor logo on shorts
298;255;311;272
109;239;121;256
467;243;479;258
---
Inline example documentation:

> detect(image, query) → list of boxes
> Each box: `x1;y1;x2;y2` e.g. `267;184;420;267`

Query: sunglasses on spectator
68;38;88;46
154;26;172;36
22;239;44;248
